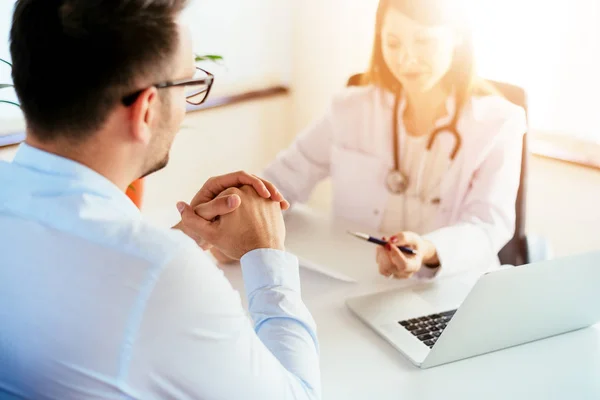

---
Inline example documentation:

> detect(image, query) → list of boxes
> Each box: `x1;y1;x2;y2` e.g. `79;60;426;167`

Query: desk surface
146;204;600;400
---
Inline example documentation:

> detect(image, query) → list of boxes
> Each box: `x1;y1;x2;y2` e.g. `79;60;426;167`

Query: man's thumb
177;201;188;214
177;202;199;221
193;194;241;221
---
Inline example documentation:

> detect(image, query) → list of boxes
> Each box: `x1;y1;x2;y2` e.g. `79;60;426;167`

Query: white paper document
284;204;385;283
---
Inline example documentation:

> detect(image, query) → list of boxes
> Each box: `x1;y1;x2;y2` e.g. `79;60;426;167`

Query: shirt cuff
422;230;449;278
414;264;440;279
240;248;301;294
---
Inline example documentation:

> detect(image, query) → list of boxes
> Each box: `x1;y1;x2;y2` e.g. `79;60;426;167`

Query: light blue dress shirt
0;144;321;399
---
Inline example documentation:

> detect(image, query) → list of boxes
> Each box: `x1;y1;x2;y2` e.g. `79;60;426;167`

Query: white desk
145;205;600;400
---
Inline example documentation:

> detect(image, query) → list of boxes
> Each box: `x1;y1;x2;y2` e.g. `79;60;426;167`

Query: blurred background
1;0;599;257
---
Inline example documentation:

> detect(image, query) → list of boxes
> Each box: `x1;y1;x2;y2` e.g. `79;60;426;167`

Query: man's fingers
252;176;290;210
238;175;290;209
259;178;285;202
193;194;241;221
201;172;270;203
280;199;291;211
177;201;217;244
232;172;272;199
191;172;291;209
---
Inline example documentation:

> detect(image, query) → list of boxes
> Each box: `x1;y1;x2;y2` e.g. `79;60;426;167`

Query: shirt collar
12;143;141;219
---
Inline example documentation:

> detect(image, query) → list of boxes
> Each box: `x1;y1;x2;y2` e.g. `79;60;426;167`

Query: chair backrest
346;75;529;265
487;80;529;266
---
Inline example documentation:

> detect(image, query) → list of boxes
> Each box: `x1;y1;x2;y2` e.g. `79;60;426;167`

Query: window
471;0;600;143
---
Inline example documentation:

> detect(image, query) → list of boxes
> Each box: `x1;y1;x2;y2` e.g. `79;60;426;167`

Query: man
0;0;320;399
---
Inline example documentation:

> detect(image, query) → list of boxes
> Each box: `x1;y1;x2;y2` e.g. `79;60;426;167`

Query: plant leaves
195;54;224;63
0;99;20;108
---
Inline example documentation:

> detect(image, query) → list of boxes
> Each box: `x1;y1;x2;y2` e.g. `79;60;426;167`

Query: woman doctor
216;0;527;279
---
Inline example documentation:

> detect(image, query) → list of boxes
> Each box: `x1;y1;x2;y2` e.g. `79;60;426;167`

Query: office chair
346;74;551;266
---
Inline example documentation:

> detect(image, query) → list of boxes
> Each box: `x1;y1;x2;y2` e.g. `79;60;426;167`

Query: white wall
289;0;379;210
290;0;377;134
181;0;291;97
526;157;600;257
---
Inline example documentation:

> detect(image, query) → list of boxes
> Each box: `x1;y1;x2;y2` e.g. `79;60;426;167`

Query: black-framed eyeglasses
121;67;214;107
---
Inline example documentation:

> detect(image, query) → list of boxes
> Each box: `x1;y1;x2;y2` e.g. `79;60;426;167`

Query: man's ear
129;87;159;145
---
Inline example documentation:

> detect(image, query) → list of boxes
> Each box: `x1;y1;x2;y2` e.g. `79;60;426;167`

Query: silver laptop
346;251;600;369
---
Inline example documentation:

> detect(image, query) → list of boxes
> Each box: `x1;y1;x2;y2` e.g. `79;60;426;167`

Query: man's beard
138;96;174;180
139;152;169;179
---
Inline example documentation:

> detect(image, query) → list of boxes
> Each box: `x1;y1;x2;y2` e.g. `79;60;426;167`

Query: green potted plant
195;54;223;63
0;57;19;109
1;54;222;210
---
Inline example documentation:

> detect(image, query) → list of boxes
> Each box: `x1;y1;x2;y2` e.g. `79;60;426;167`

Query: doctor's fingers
387;243;411;271
390;232;420;248
376;246;395;277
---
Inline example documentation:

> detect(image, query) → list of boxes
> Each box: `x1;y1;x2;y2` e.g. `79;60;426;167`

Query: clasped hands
173;171;289;260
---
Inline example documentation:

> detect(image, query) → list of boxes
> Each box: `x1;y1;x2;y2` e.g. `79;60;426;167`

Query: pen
347;231;417;256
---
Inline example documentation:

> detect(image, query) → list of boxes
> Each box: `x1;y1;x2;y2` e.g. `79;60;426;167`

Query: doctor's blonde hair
361;0;499;120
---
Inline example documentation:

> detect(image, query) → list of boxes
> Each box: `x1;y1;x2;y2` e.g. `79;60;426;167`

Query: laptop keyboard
398;310;457;349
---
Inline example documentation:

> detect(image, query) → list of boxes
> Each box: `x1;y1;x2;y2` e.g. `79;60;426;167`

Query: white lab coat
263;85;527;277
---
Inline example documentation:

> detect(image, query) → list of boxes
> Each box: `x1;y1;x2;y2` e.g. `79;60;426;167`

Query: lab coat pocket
330;146;388;228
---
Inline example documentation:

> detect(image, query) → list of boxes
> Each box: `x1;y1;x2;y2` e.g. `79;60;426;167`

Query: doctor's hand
376;232;439;279
173;171;289;249
177;185;285;260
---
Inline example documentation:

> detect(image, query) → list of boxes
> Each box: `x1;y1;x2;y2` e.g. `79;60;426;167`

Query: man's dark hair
10;0;188;142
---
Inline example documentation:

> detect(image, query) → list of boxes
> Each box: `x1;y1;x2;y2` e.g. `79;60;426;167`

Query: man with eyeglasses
0;1;320;399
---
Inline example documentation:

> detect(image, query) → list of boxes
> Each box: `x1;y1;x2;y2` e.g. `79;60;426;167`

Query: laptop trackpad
410;279;472;311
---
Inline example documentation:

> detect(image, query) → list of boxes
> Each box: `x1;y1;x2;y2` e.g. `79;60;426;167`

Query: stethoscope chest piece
386;93;461;195
386;169;409;194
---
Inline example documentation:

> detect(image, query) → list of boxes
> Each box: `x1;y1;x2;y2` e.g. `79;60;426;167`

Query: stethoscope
385;94;462;196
